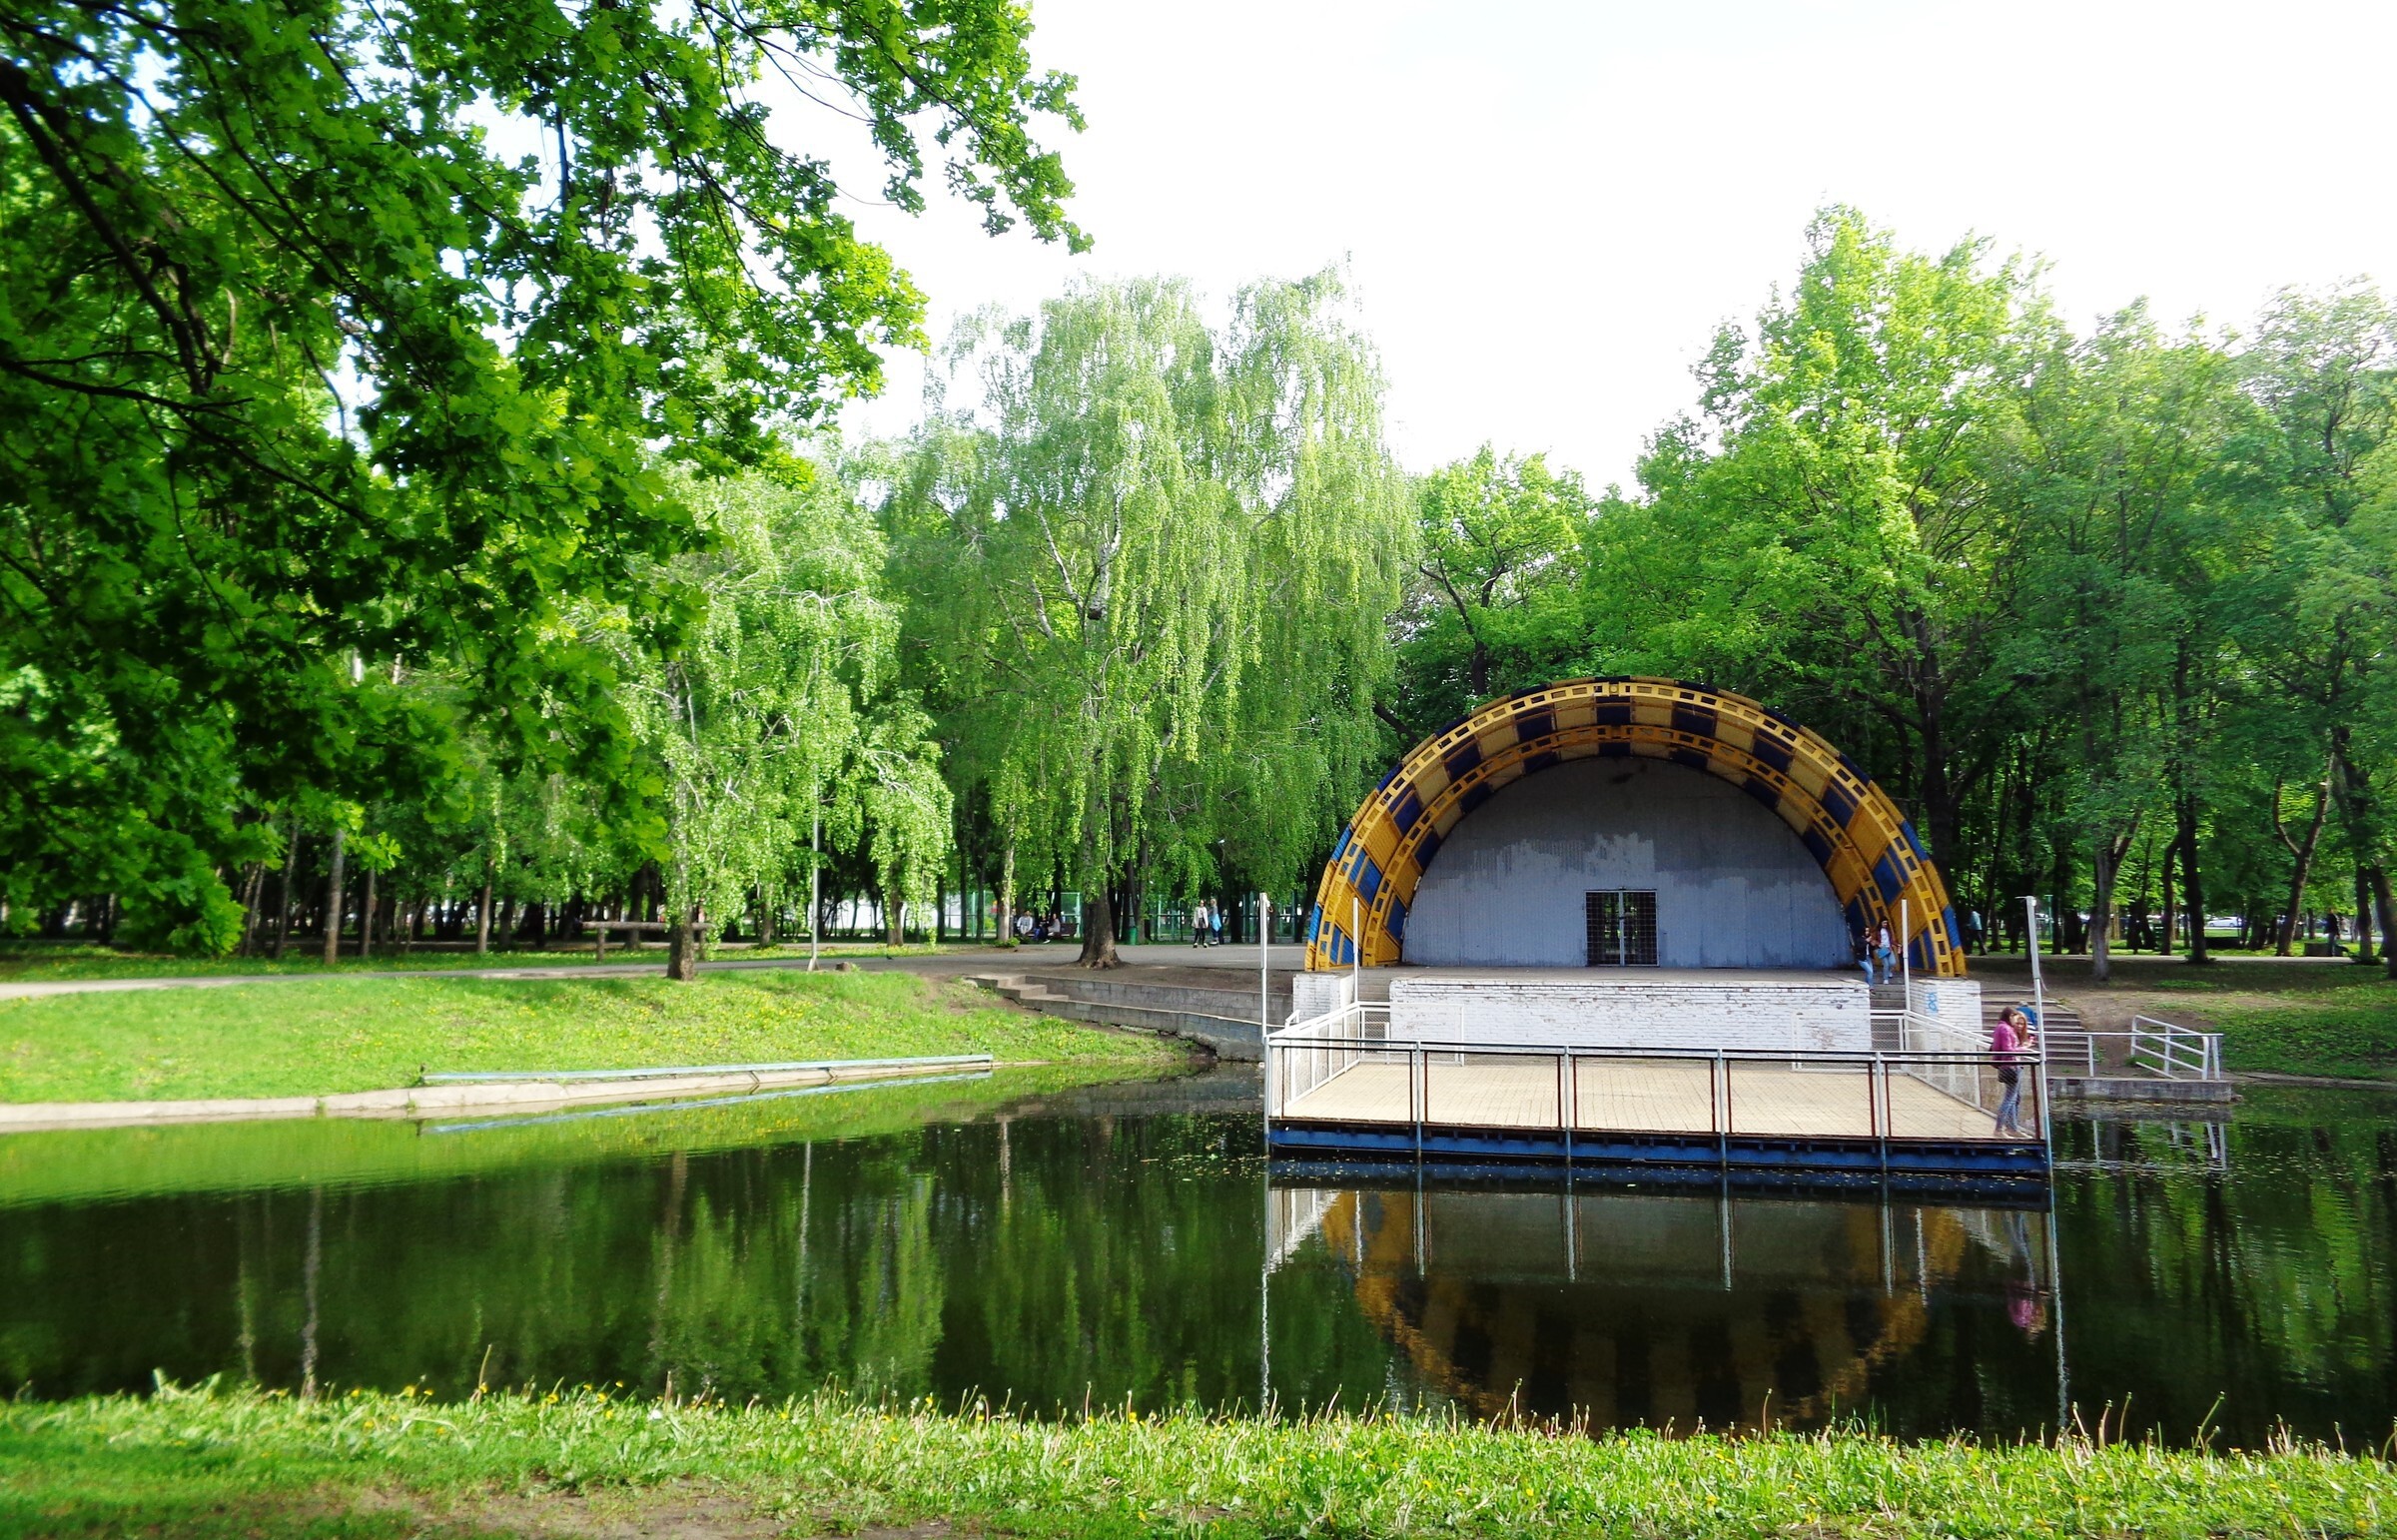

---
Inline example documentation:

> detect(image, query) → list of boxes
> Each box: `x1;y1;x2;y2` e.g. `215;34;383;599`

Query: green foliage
0;0;1083;946
1392;446;1594;733
880;271;1410;956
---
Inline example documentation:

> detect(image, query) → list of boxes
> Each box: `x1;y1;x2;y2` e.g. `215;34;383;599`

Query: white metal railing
1264;1026;2045;1148
1266;1000;1387;1114
2041;1019;2223;1081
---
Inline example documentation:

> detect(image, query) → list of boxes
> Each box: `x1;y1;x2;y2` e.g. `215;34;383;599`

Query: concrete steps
966;973;1271;1062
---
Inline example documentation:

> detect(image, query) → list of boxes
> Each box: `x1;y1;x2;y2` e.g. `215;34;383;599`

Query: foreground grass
0;940;1018;984
1977;956;2397;1082
2;1385;2389;1539
0;971;1177;1103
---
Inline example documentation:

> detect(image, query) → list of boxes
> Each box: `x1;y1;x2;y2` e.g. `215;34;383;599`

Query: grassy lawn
1974;954;2397;1081
3;1385;2387;1539
0;971;1179;1104
0;939;1008;984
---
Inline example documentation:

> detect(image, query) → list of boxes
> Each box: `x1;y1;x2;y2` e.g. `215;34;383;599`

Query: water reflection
0;1074;2391;1447
1264;1182;2058;1431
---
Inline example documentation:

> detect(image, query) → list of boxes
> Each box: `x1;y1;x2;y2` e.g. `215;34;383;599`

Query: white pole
808;803;820;973
1350;894;1361;1002
1900;896;1912;1003
1258;893;1273;1137
1258;893;1271;1030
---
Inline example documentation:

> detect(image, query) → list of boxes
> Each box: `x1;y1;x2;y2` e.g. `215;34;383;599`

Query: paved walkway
0;941;1309;1000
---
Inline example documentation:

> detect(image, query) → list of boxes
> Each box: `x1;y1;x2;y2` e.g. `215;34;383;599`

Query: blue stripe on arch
1902;821;1930;863
1667;746;1709;772
1749;734;1794;776
1873;853;1905;905
1390;788;1423;836
1738;777;1781;811
1941;905;1962;953
1306;904;1324;950
1820;777;1859;828
1514;706;1555;744
1356;856;1384;908
1443;736;1483;783
1410;823;1444;870
1802;826;1836;869
1385;896;1407;945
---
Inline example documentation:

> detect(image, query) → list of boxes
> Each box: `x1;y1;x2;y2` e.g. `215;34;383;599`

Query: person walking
1873;921;1896;986
1209;901;1225;947
1991;1005;2034;1137
1190;899;1209;949
1855;922;1876;984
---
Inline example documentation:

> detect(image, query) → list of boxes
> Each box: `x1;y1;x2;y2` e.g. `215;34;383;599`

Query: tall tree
0;0;1084;948
1583;208;2048;881
882;272;1408;966
1392;447;1595;734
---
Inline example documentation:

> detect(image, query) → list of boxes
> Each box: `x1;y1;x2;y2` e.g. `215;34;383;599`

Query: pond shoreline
0;1054;1001;1133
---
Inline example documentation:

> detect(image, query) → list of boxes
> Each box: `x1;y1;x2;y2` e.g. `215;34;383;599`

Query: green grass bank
0;940;991;984
4;1385;2389;1539
1979;955;2397;1082
0;971;1178;1104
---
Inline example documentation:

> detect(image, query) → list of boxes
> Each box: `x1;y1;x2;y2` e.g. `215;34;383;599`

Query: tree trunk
274;824;303;961
757;884;776;948
2357;868;2377;964
320;829;348;966
2159;829;2179;956
359;865;377;961
997;844;1016;948
2326;731;2396;978
666;904;701;981
2089;834;2118;983
474;876;493;956
2177;793;2209;964
238;861;266;957
2273;769;2331;956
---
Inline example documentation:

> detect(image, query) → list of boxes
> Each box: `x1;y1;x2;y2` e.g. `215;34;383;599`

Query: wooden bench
587;920;669;961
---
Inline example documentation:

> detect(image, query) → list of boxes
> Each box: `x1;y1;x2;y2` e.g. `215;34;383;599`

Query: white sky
833;0;2396;488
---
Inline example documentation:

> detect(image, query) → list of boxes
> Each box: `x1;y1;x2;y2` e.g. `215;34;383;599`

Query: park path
0;942;1307;1001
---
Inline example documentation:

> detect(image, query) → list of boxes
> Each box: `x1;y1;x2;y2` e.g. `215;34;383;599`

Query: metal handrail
2042;1023;2223;1081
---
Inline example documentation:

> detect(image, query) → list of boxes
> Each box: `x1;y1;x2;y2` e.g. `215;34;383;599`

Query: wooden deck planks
1282;1056;2014;1144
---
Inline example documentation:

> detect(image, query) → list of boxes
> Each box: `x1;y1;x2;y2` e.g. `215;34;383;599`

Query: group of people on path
1188;899;1226;947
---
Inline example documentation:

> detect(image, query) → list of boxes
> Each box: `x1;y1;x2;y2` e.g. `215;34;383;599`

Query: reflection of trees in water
0;1111;1270;1411
2056;1106;2397;1444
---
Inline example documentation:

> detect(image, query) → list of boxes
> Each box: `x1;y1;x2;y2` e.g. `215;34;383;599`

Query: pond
1;1066;2390;1448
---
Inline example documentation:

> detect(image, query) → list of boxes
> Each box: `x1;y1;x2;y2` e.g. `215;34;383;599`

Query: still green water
0;1069;2388;1447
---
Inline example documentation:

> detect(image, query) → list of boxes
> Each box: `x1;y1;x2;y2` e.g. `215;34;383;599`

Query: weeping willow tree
621;462;950;979
880;272;1408;966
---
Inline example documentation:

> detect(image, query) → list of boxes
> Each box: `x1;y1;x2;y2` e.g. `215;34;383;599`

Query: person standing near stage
1873;921;1895;985
1855;922;1876;984
1991;1005;2034;1137
1190;898;1210;948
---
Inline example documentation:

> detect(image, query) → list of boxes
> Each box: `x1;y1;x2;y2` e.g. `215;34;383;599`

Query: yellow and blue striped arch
1305;678;1967;978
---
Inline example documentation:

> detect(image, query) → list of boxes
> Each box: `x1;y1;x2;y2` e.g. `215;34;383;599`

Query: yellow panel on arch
1304;678;1967;978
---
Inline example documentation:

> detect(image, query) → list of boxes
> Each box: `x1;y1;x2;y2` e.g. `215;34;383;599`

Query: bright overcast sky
834;0;2396;488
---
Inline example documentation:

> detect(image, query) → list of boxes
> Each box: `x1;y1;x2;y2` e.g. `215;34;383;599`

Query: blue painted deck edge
1267;1120;2049;1181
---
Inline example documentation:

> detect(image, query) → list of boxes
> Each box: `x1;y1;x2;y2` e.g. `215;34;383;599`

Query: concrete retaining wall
0;1056;991;1133
1386;974;1872;1053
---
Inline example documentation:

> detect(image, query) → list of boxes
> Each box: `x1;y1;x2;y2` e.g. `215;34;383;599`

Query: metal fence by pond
1264;1001;2047;1177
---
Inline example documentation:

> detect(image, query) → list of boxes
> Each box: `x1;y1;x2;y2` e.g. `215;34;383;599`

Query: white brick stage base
1385;970;1872;1054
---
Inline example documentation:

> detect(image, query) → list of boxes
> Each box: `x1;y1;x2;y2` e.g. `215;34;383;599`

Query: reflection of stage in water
1264;1179;2062;1432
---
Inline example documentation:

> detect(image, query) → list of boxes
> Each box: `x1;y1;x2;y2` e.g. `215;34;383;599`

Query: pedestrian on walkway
1874;921;1896;986
1190;899;1209;948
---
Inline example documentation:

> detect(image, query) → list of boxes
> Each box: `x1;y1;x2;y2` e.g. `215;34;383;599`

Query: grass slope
0;940;994;983
3;1385;2389;1539
1980;955;2397;1081
0;971;1177;1104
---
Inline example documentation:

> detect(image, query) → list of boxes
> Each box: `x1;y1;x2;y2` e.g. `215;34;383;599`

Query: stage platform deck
1279;1057;2003;1144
